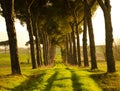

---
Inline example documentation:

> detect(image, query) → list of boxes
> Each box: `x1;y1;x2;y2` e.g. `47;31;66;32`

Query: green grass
4;65;102;91
0;48;120;91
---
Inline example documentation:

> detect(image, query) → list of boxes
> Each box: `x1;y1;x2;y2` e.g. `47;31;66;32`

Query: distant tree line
0;0;116;75
0;40;9;53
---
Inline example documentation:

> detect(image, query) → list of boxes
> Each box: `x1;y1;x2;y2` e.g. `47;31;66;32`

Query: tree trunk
42;32;47;66
65;35;69;64
97;0;116;73
68;33;73;64
70;23;77;65
26;5;37;69
83;0;89;67
49;44;56;64
42;31;50;66
1;0;21;75
61;46;66;63
75;20;81;66
34;23;42;67
85;0;97;69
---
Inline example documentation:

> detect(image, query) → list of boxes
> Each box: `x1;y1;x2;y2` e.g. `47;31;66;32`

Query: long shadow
66;68;82;91
13;72;46;91
90;73;120;91
13;71;58;91
43;71;58;91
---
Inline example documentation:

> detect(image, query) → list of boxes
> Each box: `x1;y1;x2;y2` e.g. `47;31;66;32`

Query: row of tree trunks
34;22;42;67
66;33;72;64
65;23;81;66
42;31;48;66
65;0;97;70
70;23;78;65
65;33;73;64
1;0;116;74
49;44;56;64
75;18;81;66
1;0;21;75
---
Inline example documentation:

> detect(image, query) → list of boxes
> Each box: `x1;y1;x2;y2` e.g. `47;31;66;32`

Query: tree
66;0;83;65
97;0;116;73
14;0;37;69
85;0;97;70
69;22;78;65
83;0;89;67
32;13;42;67
26;0;37;69
0;40;9;54
0;0;21;75
13;0;99;68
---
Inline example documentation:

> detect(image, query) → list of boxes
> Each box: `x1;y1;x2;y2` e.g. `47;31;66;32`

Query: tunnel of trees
0;0;116;75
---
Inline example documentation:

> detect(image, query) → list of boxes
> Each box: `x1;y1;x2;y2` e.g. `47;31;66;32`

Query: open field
0;47;120;91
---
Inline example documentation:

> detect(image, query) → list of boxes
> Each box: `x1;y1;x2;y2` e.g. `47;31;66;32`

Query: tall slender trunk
49;44;56;64
61;45;66;63
70;23;77;65
75;20;81;66
66;35;69;64
42;32;47;66
85;0;97;69
1;0;21;75
48;40;51;64
83;0;89;67
42;31;49;66
97;0;116;73
68;33;73;64
26;4;37;69
34;23;42;67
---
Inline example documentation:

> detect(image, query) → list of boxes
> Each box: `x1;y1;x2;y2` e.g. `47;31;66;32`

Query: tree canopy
0;40;9;46
0;0;116;74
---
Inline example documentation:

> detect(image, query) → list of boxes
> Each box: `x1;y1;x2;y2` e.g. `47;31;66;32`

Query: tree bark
83;0;89;67
1;0;21;75
70;23;77;65
49;44;56;64
26;1;37;69
61;46;66;63
34;22;42;67
97;0;116;73
68;33;73;64
75;19;81;66
42;31;50;66
42;32;47;66
85;0;97;69
65;35;69;64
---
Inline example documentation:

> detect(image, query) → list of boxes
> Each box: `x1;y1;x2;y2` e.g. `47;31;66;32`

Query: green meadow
0;48;120;91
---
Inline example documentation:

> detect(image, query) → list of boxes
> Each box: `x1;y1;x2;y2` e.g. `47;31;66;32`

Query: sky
0;0;120;48
0;18;29;48
80;0;120;45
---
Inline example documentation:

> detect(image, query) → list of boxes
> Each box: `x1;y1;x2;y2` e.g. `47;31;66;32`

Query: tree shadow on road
66;68;82;91
13;72;46;91
43;71;58;91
